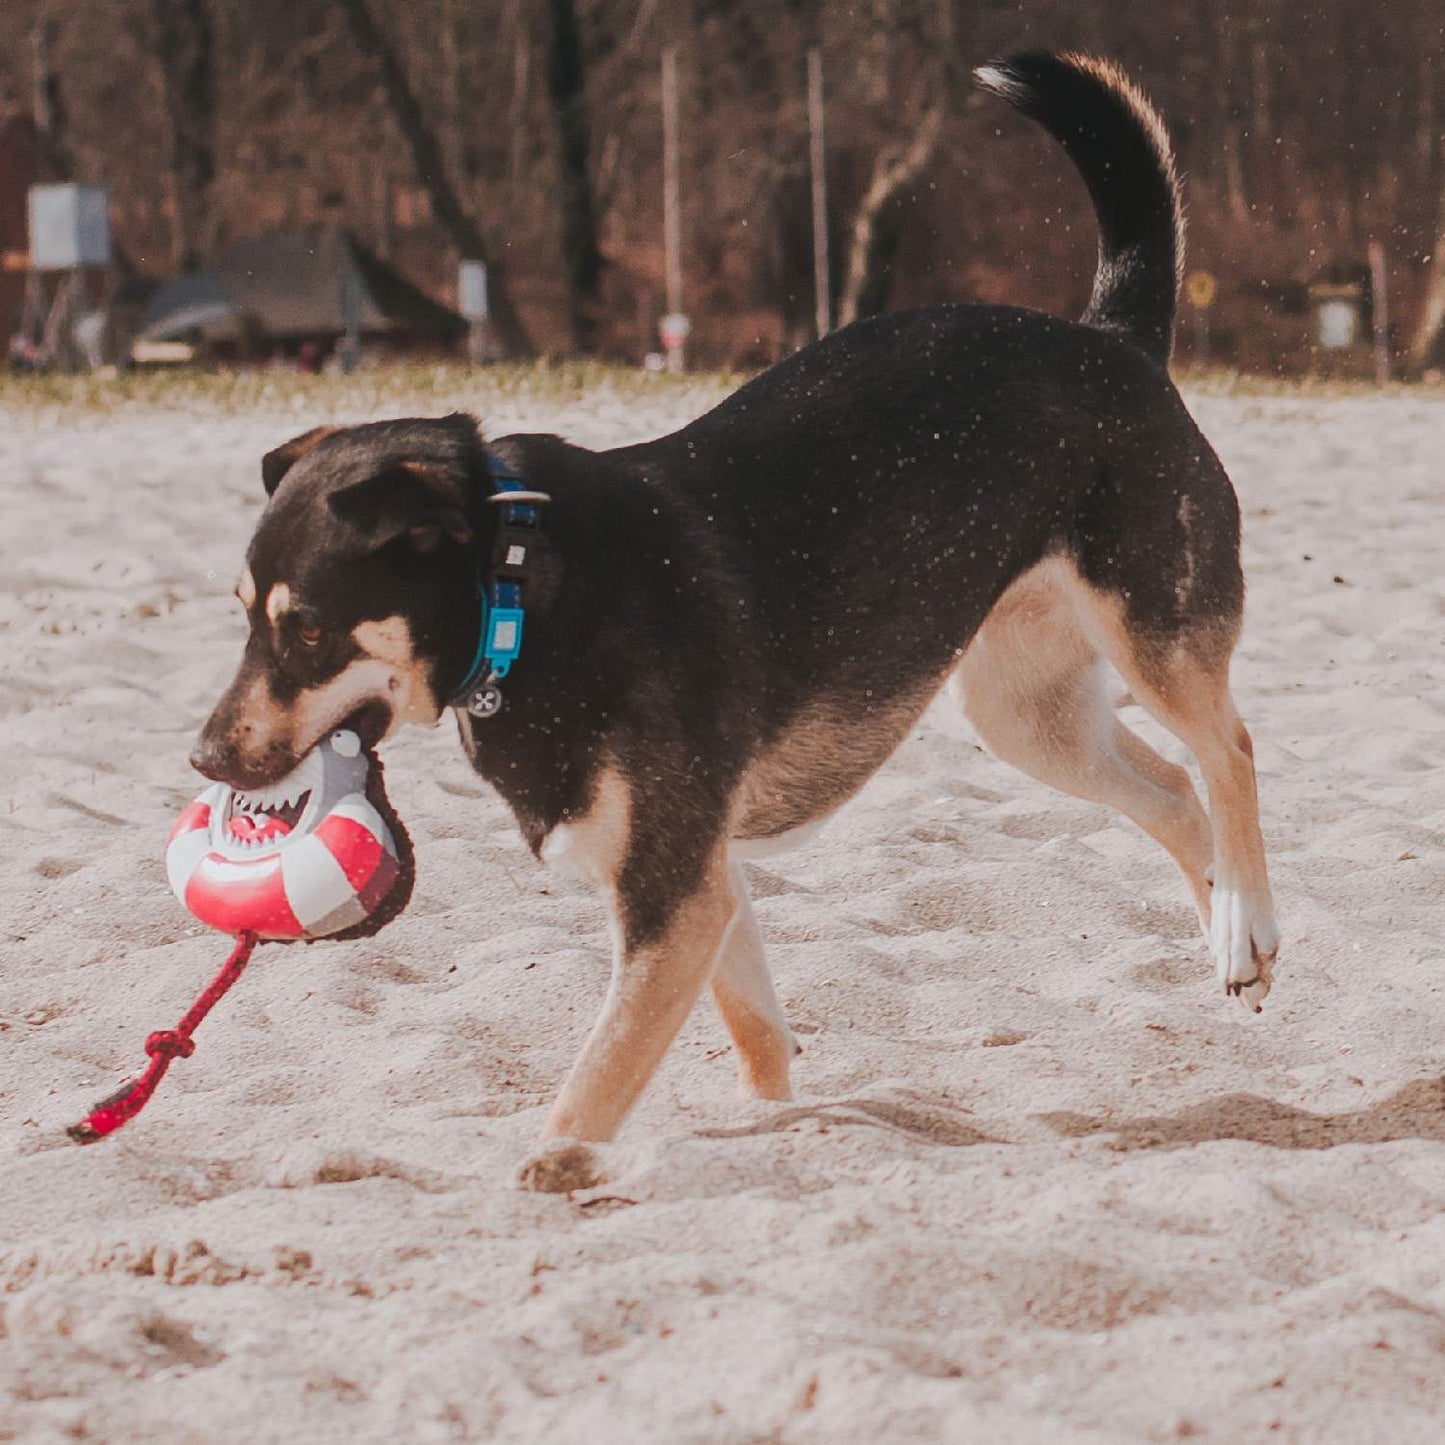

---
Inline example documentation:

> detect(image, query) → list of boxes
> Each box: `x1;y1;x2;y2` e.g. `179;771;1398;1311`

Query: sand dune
3;380;1444;1442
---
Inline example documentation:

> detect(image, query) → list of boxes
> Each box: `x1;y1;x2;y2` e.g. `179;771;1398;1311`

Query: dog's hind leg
1068;579;1280;1011
710;861;796;1101
952;563;1215;927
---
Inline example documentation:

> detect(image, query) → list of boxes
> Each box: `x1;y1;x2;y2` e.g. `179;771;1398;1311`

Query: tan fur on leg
1066;572;1280;1008
955;561;1214;922
711;861;795;1100
541;850;737;1142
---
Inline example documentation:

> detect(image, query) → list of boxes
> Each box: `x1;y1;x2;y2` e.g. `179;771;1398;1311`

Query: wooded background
3;1;1444;370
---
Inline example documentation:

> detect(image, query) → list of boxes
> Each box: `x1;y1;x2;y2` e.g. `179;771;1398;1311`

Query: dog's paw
517;1138;604;1194
1209;880;1280;1014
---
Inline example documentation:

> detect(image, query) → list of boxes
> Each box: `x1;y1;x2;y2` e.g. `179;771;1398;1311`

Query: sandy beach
3;375;1444;1443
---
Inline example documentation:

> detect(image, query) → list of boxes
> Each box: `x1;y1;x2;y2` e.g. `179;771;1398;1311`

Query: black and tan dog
194;53;1280;1145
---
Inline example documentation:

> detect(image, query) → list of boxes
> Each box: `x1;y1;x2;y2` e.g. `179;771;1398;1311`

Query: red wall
0;117;41;341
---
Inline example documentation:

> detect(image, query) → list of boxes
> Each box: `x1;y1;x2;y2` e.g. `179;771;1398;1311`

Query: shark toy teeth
166;728;411;941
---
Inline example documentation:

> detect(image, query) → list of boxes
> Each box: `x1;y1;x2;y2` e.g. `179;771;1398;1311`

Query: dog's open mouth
221;743;327;852
227;787;312;846
208;721;377;860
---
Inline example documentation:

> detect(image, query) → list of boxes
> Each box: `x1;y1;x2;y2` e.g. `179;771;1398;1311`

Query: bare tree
337;0;533;358
1408;190;1445;372
151;0;216;269
546;0;604;352
834;0;957;328
31;1;73;176
4;0;1445;370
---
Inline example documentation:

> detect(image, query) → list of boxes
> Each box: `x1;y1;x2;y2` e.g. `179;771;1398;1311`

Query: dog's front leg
540;851;736;1142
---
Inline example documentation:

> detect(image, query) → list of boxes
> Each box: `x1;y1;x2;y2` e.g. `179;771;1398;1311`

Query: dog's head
192;414;492;788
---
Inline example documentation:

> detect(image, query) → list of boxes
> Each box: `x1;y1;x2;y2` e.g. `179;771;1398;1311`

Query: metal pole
1368;238;1391;386
808;47;830;340
661;47;684;373
32;9;54;140
338;270;363;374
460;259;489;366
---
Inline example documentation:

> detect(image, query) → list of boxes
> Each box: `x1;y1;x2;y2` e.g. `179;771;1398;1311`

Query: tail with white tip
975;51;1184;365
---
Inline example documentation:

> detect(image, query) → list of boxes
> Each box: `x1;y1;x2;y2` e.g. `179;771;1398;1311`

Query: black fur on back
975;51;1183;365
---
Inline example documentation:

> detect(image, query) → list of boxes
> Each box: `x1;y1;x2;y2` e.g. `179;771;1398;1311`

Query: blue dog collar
451;454;549;719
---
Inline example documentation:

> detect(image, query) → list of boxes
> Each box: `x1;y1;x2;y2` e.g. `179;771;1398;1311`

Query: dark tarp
141;225;465;345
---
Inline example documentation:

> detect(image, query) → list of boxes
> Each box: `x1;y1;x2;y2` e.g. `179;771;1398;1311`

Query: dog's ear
327;461;474;553
261;426;339;496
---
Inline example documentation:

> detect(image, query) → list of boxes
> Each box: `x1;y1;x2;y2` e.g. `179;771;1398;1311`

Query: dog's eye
297;625;322;648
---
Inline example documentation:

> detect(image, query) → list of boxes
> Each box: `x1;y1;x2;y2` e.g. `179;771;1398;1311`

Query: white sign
458;261;489;321
659;312;691;349
29;184;111;270
1316;297;1359;350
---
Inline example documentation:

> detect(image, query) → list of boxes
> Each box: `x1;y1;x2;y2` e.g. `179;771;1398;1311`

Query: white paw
1209;880;1280;1013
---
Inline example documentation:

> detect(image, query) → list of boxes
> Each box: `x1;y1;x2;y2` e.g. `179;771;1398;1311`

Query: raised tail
975;51;1183;365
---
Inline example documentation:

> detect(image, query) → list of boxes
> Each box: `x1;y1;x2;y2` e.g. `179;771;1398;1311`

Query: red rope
68;931;258;1145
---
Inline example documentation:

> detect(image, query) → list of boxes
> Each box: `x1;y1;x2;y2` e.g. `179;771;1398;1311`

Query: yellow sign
1185;270;1217;309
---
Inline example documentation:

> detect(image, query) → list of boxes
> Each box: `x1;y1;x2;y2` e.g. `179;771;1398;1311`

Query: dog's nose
189;735;235;783
190;730;299;789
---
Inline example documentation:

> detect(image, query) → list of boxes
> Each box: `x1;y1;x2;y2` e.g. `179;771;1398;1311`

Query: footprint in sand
34;856;84;879
1126;955;1194;993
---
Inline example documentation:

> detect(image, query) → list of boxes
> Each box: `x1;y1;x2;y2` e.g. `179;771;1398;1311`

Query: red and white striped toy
69;728;413;1144
166;727;401;940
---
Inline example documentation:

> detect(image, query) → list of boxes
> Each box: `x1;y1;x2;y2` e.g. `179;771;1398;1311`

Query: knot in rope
144;1029;196;1062
69;931;258;1144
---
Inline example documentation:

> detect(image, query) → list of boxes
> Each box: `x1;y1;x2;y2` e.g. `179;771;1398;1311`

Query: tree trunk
545;0;604;353
31;5;73;177
439;0;462;184
1408;189;1445;372
338;0;533;359
836;98;944;328
508;0;532;189
151;0;216;271
1417;47;1439;173
1214;18;1252;226
835;0;955;329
